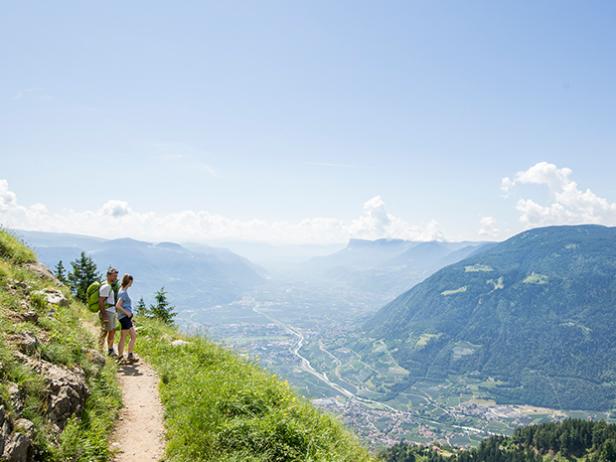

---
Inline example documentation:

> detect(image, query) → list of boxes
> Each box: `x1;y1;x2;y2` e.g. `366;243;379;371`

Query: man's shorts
99;311;117;332
119;315;133;330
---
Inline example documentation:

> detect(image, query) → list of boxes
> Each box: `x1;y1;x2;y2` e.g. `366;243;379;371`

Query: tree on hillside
68;252;101;302
149;287;176;325
54;260;68;284
135;297;150;318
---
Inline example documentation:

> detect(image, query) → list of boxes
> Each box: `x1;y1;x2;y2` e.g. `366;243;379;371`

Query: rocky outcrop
7;333;39;356
3;419;34;462
0;405;9;455
7;384;24;415
85;349;106;369
16;353;89;431
1;347;93;461
32;288;69;307
24;262;58;284
20;310;38;323
42;362;89;430
0;407;35;462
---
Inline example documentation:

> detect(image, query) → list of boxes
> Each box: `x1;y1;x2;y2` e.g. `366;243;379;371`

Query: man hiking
99;266;119;356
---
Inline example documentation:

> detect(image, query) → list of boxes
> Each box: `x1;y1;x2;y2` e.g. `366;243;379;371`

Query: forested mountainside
365;225;616;410
380;419;616;462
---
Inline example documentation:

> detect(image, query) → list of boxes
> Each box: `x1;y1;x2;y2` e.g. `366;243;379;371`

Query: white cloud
501;162;574;193
478;216;500;237
349;195;390;238
0;180;18;211
100;200;131;218
349;195;444;241
502;162;616;227
0;181;443;244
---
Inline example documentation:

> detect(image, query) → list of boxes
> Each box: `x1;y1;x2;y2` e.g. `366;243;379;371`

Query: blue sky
1;1;616;244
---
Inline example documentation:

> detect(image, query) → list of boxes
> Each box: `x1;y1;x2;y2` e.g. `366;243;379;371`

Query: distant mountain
364;225;616;411
14;230;265;310
187;240;346;274
306;238;489;302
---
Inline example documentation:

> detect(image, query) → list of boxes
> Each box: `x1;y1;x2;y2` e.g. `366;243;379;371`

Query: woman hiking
115;273;138;363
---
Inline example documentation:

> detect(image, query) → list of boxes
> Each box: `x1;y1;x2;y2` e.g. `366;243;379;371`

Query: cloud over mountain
0;181;442;244
502;161;616;227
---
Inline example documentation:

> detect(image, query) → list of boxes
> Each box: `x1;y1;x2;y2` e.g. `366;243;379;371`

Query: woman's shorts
119;316;133;330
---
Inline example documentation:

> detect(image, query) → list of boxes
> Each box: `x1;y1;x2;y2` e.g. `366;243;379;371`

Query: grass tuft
0;228;36;264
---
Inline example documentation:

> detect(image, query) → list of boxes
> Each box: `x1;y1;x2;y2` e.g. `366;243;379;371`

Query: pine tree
67;252;101;302
135;297;150;318
54;260;68;284
149;287;176;325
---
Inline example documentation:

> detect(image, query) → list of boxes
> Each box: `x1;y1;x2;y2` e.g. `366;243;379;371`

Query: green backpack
86;280;120;313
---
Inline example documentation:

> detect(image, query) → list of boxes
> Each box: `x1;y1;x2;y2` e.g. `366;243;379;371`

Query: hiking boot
127;354;139;364
108;349;117;358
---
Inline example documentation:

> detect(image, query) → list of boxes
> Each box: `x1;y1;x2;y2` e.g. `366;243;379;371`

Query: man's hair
107;266;119;275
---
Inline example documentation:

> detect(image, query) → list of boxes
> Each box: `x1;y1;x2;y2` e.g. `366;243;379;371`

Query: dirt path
110;359;165;462
83;318;165;460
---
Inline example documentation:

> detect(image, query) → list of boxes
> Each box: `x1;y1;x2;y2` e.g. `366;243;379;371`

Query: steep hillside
365;225;616;411
0;230;121;461
15;230;265;309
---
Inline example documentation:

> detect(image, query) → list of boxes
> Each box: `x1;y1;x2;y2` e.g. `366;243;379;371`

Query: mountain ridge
363;224;616;411
13;229;265;310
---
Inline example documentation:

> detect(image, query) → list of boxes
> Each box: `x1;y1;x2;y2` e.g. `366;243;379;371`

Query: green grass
0;228;36;264
0;229;121;461
135;320;376;462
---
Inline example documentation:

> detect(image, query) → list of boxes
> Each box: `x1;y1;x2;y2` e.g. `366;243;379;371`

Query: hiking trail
110;359;165;462
84;320;165;461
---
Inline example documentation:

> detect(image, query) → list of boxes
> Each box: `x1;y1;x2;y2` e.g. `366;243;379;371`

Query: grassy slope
0;230;121;461
135;320;375;462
